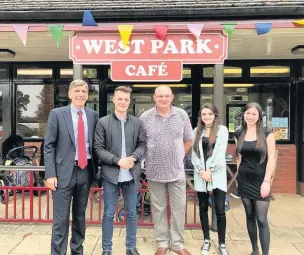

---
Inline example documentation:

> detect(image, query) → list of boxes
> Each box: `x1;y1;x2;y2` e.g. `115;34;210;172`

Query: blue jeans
102;179;138;251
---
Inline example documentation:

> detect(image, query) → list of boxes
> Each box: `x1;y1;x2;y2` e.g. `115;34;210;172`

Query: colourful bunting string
187;24;204;39
223;24;236;37
48;24;64;47
294;20;304;26
82;10;97;26
255;23;272;35
118;25;133;47
13;25;29;46
153;25;169;41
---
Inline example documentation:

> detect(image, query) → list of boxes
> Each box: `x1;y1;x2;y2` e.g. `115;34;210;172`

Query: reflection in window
224;83;290;140
56;83;99;112
83;68;97;78
250;66;290;78
0;66;8;79
17;68;53;79
16;84;54;138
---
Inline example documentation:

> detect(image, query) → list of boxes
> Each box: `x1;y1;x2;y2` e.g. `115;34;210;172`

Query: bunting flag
13;25;29;46
187;24;204;39
48;24;64;47
294;19;304;26
153;25;169;41
118;25;133;47
82;10;97;26
223;24;236;37
255;23;272;35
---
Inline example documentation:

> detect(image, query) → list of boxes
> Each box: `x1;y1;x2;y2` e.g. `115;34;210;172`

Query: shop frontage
0;0;304;199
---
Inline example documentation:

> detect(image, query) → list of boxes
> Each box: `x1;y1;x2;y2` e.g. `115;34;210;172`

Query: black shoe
126;248;140;255
102;251;112;255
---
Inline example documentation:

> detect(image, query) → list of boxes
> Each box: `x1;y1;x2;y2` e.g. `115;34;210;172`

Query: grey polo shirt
140;106;194;183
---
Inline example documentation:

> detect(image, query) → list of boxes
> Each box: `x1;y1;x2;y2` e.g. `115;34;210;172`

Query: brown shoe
171;249;192;255
154;248;169;255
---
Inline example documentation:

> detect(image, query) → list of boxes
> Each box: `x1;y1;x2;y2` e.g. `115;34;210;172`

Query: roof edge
0;6;304;23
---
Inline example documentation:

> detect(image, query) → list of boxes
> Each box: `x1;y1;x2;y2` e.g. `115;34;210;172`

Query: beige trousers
148;178;186;251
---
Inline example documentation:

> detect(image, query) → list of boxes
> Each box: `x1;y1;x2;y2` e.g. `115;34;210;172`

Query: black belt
74;159;92;166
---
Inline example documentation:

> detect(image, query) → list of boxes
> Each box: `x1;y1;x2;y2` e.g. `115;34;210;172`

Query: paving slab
292;242;304;255
0;234;24;255
13;224;51;235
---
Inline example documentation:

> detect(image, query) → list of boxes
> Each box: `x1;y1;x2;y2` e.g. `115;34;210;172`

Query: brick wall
227;144;297;194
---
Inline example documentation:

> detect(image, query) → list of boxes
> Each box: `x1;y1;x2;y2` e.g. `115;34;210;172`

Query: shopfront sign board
69;32;228;81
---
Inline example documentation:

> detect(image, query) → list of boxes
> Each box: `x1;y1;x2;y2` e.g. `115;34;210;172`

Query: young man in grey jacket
94;86;146;255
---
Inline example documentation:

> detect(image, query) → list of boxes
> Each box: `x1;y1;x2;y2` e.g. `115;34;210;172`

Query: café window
60;68;98;78
202;66;242;78
225;83;290;141
0;66;8;79
17;68;53;79
250;66;290;78
56;82;99;112
16;84;54;138
106;84;192;120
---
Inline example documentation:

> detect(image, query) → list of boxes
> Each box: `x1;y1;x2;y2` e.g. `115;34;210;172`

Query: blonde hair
69;79;88;91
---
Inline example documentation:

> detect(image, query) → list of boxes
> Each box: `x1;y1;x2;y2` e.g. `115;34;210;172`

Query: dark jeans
102;179;138;251
198;189;227;245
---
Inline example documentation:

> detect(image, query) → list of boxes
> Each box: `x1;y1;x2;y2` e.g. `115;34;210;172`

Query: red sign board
111;60;182;81
69;32;228;81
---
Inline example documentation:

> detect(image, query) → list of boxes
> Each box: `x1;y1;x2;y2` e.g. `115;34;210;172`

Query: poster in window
272;117;289;140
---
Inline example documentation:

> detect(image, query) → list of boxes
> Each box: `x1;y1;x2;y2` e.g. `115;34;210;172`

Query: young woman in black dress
234;102;276;255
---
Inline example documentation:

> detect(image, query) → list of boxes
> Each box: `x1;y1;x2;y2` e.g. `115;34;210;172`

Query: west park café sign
69;32;228;82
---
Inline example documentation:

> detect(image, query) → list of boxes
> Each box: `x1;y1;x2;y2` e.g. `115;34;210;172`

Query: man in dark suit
44;79;99;255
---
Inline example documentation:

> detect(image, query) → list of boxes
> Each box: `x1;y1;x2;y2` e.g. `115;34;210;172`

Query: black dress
236;128;272;201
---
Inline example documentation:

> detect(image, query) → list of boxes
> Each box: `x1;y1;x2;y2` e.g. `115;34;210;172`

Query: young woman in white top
191;103;229;255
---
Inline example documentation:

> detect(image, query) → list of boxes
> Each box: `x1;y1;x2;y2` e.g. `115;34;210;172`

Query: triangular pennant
82;10;97;26
293;19;304;26
153;25;169;41
48;24;64;47
187;24;204;39
13;25;29;46
118;25;133;47
255;23;272;35
223;24;236;37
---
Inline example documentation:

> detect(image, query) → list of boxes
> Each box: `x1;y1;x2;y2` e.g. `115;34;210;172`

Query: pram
0;135;38;204
118;171;151;222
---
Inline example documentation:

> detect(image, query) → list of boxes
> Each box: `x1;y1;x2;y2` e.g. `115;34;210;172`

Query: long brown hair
193;103;220;158
235;102;267;164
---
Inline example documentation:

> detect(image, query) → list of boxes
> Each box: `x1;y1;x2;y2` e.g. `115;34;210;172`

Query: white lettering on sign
150;39;212;54
196;39;212;54
82;39;145;55
125;62;168;77
83;40;103;54
82;39;213;55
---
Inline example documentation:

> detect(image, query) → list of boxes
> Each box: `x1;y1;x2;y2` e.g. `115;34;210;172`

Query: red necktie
77;110;87;169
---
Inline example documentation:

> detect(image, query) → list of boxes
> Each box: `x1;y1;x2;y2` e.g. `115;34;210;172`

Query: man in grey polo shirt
94;86;146;255
140;86;194;255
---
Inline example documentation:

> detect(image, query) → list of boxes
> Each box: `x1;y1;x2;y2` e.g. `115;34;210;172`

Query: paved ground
0;194;304;255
